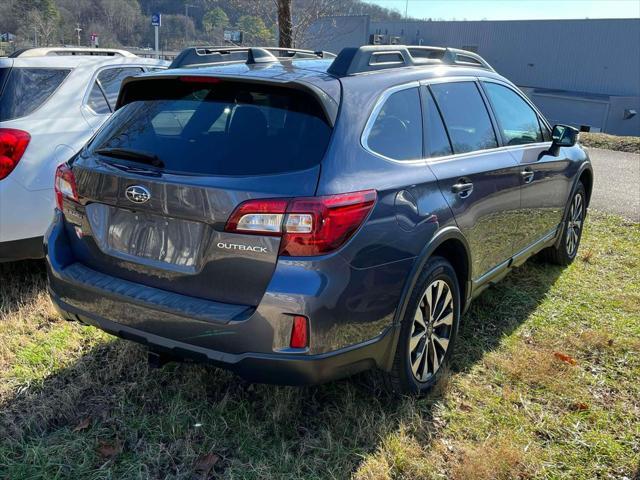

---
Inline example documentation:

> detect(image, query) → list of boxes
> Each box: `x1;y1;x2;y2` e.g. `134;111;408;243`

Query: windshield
88;80;332;176
0;68;71;121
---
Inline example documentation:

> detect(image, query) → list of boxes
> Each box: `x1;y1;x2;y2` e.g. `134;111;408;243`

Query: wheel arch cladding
431;238;470;310
395;228;472;327
579;167;593;207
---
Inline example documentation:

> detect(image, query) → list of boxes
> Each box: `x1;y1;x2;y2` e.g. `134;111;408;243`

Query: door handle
521;168;535;184
451;181;474;198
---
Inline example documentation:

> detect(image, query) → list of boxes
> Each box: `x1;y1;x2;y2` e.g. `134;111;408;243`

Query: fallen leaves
96;441;122;459
553;352;578;366
193;452;221;478
571;402;589;411
72;417;91;432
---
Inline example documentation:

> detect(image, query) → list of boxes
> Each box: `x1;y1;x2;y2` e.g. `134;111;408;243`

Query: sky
363;0;640;20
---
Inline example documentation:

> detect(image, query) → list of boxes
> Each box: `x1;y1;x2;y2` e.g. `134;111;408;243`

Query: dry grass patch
580;132;640;153
450;437;534;480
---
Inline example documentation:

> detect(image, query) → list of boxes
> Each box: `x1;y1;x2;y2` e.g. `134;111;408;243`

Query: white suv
0;48;168;261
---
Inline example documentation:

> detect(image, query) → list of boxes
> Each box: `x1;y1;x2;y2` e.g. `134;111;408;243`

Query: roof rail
169;46;337;69
327;45;494;76
9;47;136;58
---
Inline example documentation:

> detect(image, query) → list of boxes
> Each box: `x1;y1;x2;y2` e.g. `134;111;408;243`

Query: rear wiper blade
95;147;164;168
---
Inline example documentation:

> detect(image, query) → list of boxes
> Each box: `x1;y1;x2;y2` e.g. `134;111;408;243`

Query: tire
380;256;461;396
541;182;587;266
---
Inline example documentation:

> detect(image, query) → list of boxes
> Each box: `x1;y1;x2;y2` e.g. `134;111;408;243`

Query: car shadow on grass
0;260;48;319
0;258;564;478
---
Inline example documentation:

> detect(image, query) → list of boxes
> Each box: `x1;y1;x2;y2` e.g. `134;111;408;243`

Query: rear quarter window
0;68;71;121
365;87;423;161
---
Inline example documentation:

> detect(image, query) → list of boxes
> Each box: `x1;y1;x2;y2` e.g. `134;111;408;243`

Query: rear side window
95;67;144;111
88;79;332;176
483;82;543;145
422;88;452;158
430;82;498;154
0;68;70;121
365;87;422;161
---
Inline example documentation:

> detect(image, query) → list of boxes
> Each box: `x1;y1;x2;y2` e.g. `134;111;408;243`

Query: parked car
0;47;168;262
46;46;593;395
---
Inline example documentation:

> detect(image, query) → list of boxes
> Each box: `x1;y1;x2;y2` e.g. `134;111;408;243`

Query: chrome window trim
361;76;554;167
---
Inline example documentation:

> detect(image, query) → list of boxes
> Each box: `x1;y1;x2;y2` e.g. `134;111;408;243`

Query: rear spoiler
115;73;339;127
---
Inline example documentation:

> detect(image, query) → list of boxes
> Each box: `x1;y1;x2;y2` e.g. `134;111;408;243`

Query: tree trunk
277;0;293;48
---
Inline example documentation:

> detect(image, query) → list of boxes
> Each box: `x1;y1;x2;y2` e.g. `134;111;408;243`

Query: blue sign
151;13;161;27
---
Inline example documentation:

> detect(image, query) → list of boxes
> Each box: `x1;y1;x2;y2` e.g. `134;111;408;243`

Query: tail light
225;190;377;256
54;163;79;210
0;129;30;180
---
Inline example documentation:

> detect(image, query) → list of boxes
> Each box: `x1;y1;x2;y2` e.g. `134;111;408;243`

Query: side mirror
551;124;579;147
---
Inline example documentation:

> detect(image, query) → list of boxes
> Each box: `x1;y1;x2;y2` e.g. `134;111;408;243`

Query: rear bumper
45;211;401;385
0;236;44;262
50;292;393;385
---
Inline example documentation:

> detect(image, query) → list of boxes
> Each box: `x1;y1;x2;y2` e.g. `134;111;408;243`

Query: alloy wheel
409;279;454;382
566;192;584;256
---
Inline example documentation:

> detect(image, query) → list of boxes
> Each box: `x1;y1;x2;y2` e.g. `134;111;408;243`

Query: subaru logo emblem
125;185;151;204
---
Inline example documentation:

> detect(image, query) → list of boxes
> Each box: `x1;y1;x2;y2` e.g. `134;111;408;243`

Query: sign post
151;13;161;59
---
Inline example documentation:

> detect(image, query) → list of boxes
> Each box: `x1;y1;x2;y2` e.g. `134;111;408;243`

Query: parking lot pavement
586;147;640;221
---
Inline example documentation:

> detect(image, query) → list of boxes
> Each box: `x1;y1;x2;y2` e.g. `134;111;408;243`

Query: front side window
430;82;498;154
483;82;543;146
0;68;71;121
366;87;423;161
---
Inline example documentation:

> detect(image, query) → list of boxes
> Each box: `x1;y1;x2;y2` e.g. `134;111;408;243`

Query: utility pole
404;0;409;44
75;24;82;46
184;4;196;45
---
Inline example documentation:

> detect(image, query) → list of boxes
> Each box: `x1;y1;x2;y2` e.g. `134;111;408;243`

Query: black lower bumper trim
0;236;44;262
50;293;395;386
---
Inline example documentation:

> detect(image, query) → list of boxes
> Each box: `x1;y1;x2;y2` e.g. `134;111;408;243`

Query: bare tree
26;9;58;46
229;0;341;48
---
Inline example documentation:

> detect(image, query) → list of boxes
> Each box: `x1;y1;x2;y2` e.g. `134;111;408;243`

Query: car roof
143;58;335;83
0;55;168;69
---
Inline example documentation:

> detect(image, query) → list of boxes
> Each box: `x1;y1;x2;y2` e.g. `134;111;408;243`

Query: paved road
587;148;639;221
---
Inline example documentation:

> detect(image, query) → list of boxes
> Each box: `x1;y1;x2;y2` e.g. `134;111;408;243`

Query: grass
0;211;638;479
580;132;640;154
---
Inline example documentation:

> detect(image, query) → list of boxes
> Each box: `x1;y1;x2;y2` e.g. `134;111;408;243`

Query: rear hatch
63;75;335;306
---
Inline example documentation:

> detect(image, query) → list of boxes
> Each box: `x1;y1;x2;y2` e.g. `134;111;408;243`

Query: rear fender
381;226;471;371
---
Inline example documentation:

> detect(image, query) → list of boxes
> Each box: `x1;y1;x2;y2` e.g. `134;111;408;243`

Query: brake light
0;129;30;180
290;315;308;348
224;190;377;256
179;76;222;84
54;163;79;210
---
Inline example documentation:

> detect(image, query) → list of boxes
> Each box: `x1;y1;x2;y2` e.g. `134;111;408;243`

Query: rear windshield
0;68;71;121
88;79;332;176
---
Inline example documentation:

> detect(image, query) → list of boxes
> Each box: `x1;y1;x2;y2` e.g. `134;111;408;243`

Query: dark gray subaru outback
46;46;593;395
